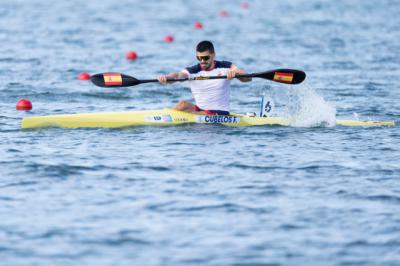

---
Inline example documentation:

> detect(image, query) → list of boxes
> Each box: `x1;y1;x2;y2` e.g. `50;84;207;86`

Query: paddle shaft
140;73;255;84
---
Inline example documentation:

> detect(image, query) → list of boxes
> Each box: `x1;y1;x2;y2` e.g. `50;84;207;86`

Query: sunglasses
196;55;211;61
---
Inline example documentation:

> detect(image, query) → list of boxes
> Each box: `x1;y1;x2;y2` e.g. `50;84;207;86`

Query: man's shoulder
185;64;201;74
215;60;232;69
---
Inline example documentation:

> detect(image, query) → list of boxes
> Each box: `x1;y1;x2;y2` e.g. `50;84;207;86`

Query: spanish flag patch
103;73;122;86
273;72;294;83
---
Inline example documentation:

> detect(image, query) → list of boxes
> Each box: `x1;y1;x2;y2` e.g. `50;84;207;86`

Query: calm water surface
1;0;399;265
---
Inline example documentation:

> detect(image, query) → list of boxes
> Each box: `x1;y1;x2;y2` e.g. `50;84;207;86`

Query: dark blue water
1;0;399;265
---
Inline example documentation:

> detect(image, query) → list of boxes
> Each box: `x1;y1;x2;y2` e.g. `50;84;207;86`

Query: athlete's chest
193;68;229;77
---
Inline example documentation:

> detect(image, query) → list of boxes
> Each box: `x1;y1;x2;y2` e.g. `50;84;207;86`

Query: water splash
262;85;336;127
288;85;336;127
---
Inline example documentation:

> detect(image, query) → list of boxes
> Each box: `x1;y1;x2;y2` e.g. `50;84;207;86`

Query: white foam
288;86;336;127
262;85;336;127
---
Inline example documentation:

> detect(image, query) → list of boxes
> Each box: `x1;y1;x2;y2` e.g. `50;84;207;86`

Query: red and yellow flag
273;72;294;83
103;73;122;86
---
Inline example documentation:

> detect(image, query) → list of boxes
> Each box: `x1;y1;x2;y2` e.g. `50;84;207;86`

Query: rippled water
1;0;400;265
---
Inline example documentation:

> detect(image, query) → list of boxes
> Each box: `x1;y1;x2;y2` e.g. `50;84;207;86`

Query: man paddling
158;40;251;115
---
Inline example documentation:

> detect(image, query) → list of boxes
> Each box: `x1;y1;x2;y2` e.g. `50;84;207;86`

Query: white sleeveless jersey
182;61;232;111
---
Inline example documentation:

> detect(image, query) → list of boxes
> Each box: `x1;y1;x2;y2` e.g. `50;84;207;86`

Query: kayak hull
21;108;395;129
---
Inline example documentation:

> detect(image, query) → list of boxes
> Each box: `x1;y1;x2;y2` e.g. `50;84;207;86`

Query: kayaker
158;40;251;115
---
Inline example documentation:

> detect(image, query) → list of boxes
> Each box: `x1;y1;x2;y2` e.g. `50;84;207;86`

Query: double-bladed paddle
90;69;306;87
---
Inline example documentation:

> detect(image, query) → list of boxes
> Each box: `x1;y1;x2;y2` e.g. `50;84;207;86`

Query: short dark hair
196;40;215;53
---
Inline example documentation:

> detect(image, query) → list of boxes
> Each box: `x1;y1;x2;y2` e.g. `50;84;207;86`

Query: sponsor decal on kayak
144;115;173;123
103;73;122;86
174;118;189;122
273;72;293;83
197;115;240;124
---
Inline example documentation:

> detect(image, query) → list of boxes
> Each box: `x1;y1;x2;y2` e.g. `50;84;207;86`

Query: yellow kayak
21;108;395;129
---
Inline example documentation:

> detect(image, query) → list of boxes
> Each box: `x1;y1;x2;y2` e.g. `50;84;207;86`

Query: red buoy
164;35;174;43
240;2;249;9
194;21;203;29
219;10;229;17
77;72;91;80
16;98;32;110
126;51;138;61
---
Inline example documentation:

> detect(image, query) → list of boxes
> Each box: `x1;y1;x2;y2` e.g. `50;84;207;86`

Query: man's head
196;40;215;70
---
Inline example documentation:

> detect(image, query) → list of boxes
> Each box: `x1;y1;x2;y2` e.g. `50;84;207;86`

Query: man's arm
158;71;189;84
227;64;252;82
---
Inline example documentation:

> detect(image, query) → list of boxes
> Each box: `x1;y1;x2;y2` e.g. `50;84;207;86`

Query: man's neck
201;60;215;71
